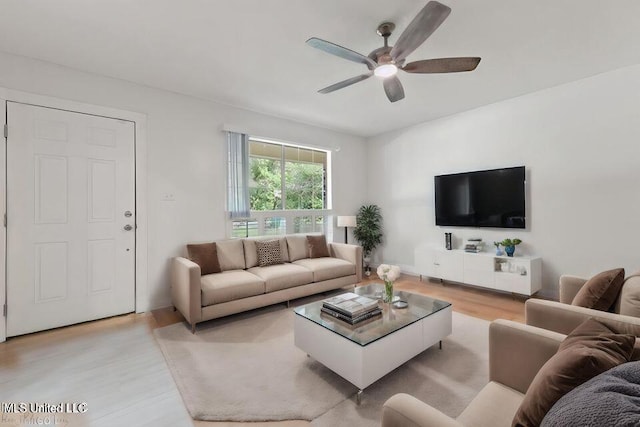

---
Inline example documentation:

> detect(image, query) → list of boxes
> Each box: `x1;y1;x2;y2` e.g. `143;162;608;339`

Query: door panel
6;102;136;337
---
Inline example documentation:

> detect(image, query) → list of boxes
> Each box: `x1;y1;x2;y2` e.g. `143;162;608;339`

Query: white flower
377;264;401;282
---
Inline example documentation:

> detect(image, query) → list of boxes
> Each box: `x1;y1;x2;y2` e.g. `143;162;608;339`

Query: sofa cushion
216;239;246;271
615;273;640;317
186;242;221;275
200;270;265;306
256;239;284;267
512;318;634;427
572;268;625;311
457;381;523;427
248;263;313;293
307;235;330;258
293;257;355;282
286;235;309;261
243;237;290;268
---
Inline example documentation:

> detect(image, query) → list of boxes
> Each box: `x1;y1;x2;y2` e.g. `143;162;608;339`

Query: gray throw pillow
542;361;640;426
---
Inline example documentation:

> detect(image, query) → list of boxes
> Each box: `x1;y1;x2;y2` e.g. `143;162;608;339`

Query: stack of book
321;292;382;325
464;238;484;253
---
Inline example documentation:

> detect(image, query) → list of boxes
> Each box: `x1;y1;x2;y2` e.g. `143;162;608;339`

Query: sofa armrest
382;393;463;427
489;320;564;394
329;243;363;283
559;275;588;304
525;298;640;336
171;257;202;326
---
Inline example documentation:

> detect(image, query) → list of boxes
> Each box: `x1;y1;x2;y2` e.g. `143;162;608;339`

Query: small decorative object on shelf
493;241;503;256
500;238;522;257
377;264;401;303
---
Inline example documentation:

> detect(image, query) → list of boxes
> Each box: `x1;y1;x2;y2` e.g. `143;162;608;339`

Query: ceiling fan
306;1;481;103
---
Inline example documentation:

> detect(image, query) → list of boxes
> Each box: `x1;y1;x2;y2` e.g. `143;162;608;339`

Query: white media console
415;247;542;295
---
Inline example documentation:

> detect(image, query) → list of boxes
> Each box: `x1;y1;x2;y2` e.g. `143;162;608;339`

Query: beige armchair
382;309;640;427
381;320;564;427
525;272;640;336
558;273;640;316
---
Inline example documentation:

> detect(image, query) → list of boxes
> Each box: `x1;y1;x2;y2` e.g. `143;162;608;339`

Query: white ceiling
1;0;639;137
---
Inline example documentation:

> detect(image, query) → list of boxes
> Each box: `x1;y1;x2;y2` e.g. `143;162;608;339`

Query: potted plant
500;238;522;257
353;204;383;276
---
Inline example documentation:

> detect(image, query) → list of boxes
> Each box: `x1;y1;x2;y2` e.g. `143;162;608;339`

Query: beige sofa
382;313;640;427
171;234;362;332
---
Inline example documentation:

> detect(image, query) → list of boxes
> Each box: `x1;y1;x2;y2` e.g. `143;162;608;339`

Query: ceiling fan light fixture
374;63;398;78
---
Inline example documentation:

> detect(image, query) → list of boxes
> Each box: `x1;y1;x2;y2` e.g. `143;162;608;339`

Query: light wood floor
0;275;526;427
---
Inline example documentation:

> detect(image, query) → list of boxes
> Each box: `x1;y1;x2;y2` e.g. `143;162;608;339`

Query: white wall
0;52;367;309
367;64;640;296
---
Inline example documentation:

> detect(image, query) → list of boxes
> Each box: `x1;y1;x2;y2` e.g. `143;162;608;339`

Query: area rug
154;303;489;425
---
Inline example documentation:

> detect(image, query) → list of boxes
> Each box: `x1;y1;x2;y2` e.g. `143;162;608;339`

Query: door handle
124;224;133;231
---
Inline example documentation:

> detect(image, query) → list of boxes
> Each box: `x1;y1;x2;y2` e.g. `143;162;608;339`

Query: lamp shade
337;215;357;228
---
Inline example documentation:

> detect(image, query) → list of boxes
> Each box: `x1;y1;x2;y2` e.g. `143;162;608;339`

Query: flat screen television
435;166;526;229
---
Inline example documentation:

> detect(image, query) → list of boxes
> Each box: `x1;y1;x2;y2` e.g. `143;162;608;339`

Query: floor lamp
337;216;357;244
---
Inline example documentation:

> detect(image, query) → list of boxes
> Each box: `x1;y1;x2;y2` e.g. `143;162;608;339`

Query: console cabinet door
415;248;463;282
463;254;495;288
434;250;464;282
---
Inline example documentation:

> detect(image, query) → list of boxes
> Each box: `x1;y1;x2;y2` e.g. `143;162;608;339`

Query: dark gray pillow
542;361;640;427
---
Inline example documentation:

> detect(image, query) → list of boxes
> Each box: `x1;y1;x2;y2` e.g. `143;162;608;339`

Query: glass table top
294;283;451;346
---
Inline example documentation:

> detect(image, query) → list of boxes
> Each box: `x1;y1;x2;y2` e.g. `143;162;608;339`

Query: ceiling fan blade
318;72;373;94
383;76;405;102
390;1;451;63
403;57;481;73
307;37;377;69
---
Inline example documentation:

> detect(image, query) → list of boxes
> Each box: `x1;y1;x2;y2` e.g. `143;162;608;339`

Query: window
228;137;331;237
248;140;327;211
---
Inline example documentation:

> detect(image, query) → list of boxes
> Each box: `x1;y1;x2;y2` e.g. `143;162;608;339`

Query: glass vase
384;281;394;303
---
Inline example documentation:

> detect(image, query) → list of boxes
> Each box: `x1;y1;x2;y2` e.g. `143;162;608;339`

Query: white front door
6;102;136;337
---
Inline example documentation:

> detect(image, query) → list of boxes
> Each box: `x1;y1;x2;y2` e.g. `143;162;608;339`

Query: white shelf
415;248;542;296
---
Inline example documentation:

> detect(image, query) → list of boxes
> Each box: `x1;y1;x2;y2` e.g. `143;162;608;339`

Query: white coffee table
294;283;452;403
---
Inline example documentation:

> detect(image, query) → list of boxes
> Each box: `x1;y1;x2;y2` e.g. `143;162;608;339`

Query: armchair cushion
615;273;640;317
512;318;634;427
382;393;463;427
457;382;523;427
572;268;625;311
